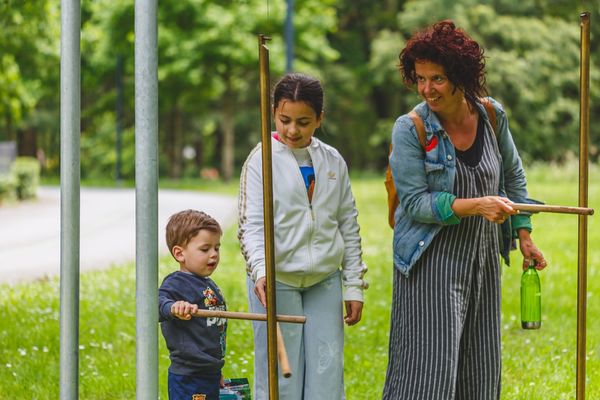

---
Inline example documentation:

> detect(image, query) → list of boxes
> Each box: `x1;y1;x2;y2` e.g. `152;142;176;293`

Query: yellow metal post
576;11;590;400
258;34;280;399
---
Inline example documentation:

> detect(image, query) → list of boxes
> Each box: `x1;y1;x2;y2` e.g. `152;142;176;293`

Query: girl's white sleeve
336;161;368;302
238;151;266;282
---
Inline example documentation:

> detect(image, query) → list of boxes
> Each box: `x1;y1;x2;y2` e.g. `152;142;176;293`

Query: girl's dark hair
272;73;324;117
399;20;487;104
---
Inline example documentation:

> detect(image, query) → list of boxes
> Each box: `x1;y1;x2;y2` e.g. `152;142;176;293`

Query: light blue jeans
247;270;345;400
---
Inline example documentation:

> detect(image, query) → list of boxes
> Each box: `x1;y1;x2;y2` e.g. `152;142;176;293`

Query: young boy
159;209;227;400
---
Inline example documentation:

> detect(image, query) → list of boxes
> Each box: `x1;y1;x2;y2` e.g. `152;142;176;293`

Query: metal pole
258;34;280;399
285;0;294;72
59;0;81;398
576;11;590;400
135;1;159;399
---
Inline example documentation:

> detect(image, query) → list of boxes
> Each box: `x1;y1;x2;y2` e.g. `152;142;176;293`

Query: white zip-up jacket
238;136;368;302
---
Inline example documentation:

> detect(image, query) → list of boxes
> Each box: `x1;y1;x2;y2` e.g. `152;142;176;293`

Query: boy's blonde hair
166;210;222;258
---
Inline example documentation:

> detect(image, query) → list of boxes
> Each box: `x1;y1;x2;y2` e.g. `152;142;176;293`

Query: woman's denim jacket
390;97;536;276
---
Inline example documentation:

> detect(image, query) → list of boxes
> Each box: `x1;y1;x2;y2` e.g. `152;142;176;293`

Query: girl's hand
518;229;547;270
344;301;363;326
254;277;268;308
170;300;198;320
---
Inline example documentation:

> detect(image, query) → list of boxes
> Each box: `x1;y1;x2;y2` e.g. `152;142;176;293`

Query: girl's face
415;60;463;113
273;100;322;149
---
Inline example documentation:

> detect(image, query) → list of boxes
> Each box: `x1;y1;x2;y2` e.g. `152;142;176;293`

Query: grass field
1;164;599;399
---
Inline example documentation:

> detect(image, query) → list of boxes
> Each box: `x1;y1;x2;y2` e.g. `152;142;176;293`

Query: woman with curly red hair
383;20;546;399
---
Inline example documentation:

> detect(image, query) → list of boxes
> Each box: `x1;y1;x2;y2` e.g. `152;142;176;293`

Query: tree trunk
166;106;183;179
220;82;235;182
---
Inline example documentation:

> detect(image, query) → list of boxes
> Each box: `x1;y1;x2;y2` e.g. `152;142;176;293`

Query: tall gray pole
285;0;294;72
135;0;159;398
59;0;81;399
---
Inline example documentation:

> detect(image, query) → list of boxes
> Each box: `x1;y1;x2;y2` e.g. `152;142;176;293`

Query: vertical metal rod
258;34;280;399
576;11;590;400
59;0;81;398
135;1;159;399
285;0;294;72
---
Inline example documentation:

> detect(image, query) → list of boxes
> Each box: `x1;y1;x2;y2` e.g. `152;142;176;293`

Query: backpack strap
385;110;427;228
480;97;497;136
408;110;427;148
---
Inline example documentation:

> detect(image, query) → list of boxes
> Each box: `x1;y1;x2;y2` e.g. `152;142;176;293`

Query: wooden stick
276;323;292;378
192;309;306;324
512;203;594;216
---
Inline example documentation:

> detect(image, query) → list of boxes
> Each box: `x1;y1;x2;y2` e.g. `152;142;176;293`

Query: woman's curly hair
399;20;487;104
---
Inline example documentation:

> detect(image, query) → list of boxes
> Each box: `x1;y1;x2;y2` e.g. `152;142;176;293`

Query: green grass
2;164;599;399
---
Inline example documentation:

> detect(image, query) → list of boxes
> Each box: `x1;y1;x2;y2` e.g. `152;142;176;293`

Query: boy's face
172;229;221;277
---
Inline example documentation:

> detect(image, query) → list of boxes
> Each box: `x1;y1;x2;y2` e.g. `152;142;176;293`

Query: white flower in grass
18;348;26;356
12;372;16;377
5;363;12;368
79;345;85;350
32;346;39;351
43;346;49;353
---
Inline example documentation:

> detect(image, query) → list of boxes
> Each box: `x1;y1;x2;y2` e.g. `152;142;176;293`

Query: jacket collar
271;133;321;152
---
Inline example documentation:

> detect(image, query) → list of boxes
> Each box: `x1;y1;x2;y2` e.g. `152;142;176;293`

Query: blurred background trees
0;0;598;182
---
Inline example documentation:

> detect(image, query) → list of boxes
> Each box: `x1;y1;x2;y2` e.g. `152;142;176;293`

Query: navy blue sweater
158;271;227;375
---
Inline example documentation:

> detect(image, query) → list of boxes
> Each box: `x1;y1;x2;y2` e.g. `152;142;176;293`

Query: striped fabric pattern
383;120;503;400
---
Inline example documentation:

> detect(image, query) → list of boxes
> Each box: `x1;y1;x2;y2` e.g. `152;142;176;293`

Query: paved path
0;186;237;285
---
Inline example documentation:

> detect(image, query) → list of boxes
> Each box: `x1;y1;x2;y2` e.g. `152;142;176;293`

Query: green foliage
0;173;17;205
11;156;40;200
0;0;60;146
2;0;600;177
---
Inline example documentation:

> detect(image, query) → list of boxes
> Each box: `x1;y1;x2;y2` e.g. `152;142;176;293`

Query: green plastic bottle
521;259;541;329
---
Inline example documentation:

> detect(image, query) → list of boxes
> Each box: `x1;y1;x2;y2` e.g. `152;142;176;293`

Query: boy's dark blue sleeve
158;274;176;322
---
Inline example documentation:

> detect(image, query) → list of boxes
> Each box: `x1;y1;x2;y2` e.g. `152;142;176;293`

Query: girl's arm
238;148;267;283
336;161;368;304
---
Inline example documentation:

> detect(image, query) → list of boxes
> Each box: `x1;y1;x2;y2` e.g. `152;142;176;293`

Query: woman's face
415;60;463;113
273;100;322;149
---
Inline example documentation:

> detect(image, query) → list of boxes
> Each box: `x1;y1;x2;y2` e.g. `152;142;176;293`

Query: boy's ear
172;245;185;263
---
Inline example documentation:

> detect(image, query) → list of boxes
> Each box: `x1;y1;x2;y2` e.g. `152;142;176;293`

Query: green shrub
11;156;40;200
0;173;18;205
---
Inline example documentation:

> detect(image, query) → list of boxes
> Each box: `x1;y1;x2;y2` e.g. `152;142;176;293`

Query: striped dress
383;118;502;399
